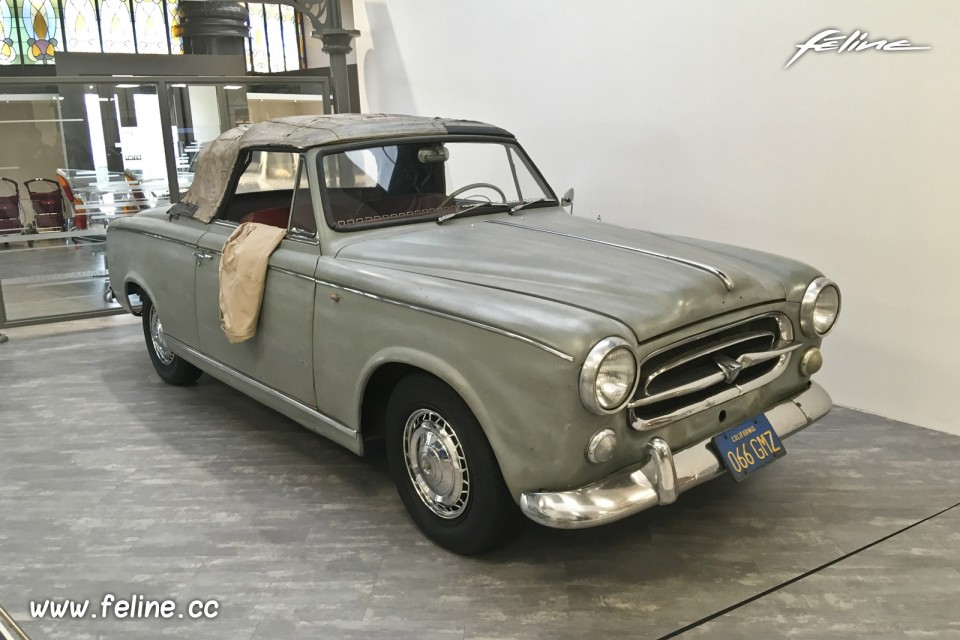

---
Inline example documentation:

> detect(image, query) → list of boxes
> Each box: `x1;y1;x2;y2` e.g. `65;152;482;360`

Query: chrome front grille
629;313;800;430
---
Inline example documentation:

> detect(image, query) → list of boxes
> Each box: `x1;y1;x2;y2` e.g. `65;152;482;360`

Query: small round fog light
586;428;617;464
799;347;823;377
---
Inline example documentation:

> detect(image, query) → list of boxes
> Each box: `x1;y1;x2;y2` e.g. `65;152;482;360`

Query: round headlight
801;277;841;337
580;338;638;415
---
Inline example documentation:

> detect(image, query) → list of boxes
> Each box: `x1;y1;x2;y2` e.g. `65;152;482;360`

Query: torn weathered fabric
218;222;287;343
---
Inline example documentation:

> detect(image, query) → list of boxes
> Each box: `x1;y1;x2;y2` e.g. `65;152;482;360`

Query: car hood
336;210;812;342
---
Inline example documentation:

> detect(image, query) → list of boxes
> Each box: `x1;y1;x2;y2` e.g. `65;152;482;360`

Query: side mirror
561;187;574;214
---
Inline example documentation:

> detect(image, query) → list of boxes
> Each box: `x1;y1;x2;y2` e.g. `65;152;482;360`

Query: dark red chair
24;178;66;232
0;177;23;236
239;207;289;229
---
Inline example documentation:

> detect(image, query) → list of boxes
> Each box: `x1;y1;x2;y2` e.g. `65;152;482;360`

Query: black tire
385;373;519;555
141;295;202;386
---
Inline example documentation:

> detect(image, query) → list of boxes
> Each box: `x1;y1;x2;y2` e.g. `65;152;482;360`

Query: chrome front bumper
519;382;832;529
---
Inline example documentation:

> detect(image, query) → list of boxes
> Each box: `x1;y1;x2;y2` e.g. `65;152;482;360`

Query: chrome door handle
193;250;214;260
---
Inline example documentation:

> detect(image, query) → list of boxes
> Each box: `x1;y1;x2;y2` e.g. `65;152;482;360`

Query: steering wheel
439;182;507;208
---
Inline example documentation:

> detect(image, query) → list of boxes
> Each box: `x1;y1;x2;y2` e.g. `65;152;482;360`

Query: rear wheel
385;373;519;555
141;295;202;386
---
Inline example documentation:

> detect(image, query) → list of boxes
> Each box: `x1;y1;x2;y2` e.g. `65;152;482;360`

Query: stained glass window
97;0;134;53
280;3;298;71
247;2;267;73
246;2;304;74
20;0;59;63
133;0;167;53
64;0;100;52
264;3;282;72
1;0;18;63
165;0;179;53
0;0;304;70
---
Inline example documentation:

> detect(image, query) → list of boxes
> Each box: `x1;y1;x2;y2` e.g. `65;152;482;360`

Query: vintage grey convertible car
107;114;841;554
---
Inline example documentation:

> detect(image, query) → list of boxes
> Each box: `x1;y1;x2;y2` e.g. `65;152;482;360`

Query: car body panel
107;211;207;346
335;208;822;344
195;226;320;406
106;114;839;525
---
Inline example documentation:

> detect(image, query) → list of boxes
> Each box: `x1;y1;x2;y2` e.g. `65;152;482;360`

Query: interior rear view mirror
418;145;449;164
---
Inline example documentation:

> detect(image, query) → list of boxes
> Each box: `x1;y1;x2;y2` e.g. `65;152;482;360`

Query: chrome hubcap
149;305;174;365
403;408;469;519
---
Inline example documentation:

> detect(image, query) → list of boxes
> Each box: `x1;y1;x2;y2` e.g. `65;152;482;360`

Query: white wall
352;1;960;435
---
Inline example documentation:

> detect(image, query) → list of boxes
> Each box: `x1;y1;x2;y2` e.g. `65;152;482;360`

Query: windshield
316;139;554;230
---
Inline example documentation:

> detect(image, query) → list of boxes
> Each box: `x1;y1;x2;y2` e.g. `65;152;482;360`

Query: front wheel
385;373;519;555
141;295;202;386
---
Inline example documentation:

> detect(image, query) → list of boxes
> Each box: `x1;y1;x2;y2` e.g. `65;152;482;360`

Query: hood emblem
713;354;744;383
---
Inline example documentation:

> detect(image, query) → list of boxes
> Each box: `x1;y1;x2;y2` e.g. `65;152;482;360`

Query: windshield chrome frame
313;134;558;233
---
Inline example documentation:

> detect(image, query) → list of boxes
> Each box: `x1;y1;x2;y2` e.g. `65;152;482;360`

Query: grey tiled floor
1;317;958;640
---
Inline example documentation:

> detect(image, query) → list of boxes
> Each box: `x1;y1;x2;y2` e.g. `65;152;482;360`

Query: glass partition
0;74;329;328
224;81;328;127
0;80;162;325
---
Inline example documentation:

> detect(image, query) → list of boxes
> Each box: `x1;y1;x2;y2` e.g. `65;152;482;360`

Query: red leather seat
240;207;289;229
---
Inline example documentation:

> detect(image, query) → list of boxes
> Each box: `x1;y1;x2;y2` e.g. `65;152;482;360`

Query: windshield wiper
436;201;506;224
508;197;558;215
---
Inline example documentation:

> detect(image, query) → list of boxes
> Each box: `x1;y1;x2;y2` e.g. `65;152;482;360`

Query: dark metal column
278;0;360;113
0;268;8;337
155;81;181;204
179;1;250;56
318;26;359;114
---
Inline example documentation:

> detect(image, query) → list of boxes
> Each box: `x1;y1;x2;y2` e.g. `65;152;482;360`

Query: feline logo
786;29;931;69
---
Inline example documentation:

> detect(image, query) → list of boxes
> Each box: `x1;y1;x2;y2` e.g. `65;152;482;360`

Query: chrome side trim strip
269;267;575;362
270;266;314;281
324;280;575;362
520;382;832;529
113;228;196;249
485;220;735;291
168;339;358;439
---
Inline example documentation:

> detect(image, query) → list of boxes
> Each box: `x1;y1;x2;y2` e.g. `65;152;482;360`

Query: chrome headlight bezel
800;277;841;338
579;337;639;415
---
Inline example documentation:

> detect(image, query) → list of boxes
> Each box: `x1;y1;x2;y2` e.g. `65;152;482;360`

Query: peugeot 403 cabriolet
107;114;841;554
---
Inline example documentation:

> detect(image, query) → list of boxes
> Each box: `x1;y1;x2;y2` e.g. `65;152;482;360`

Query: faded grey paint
106;128;833;500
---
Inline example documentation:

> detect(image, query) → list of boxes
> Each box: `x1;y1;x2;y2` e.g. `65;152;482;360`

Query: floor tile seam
653;499;960;640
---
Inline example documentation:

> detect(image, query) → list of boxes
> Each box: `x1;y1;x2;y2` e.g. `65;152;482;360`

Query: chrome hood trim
335;210;797;343
486;220;735;291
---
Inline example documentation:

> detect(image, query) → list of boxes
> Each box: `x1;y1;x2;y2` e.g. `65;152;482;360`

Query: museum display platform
1;316;958;640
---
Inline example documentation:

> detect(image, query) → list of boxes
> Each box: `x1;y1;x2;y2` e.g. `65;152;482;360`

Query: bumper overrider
519;382;832;529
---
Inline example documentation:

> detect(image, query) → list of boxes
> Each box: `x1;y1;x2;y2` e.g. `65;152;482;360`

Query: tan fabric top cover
219;222;287;344
179;126;248;223
176;115;495;223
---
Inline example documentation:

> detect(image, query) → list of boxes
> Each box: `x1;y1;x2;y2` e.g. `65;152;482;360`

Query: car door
194;150;321;407
135;215;209;350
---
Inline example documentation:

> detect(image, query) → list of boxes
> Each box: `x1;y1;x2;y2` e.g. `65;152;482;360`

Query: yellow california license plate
713;414;786;482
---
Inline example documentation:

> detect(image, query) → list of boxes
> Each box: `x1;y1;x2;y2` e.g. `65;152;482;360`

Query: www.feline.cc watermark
786;29;931;69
